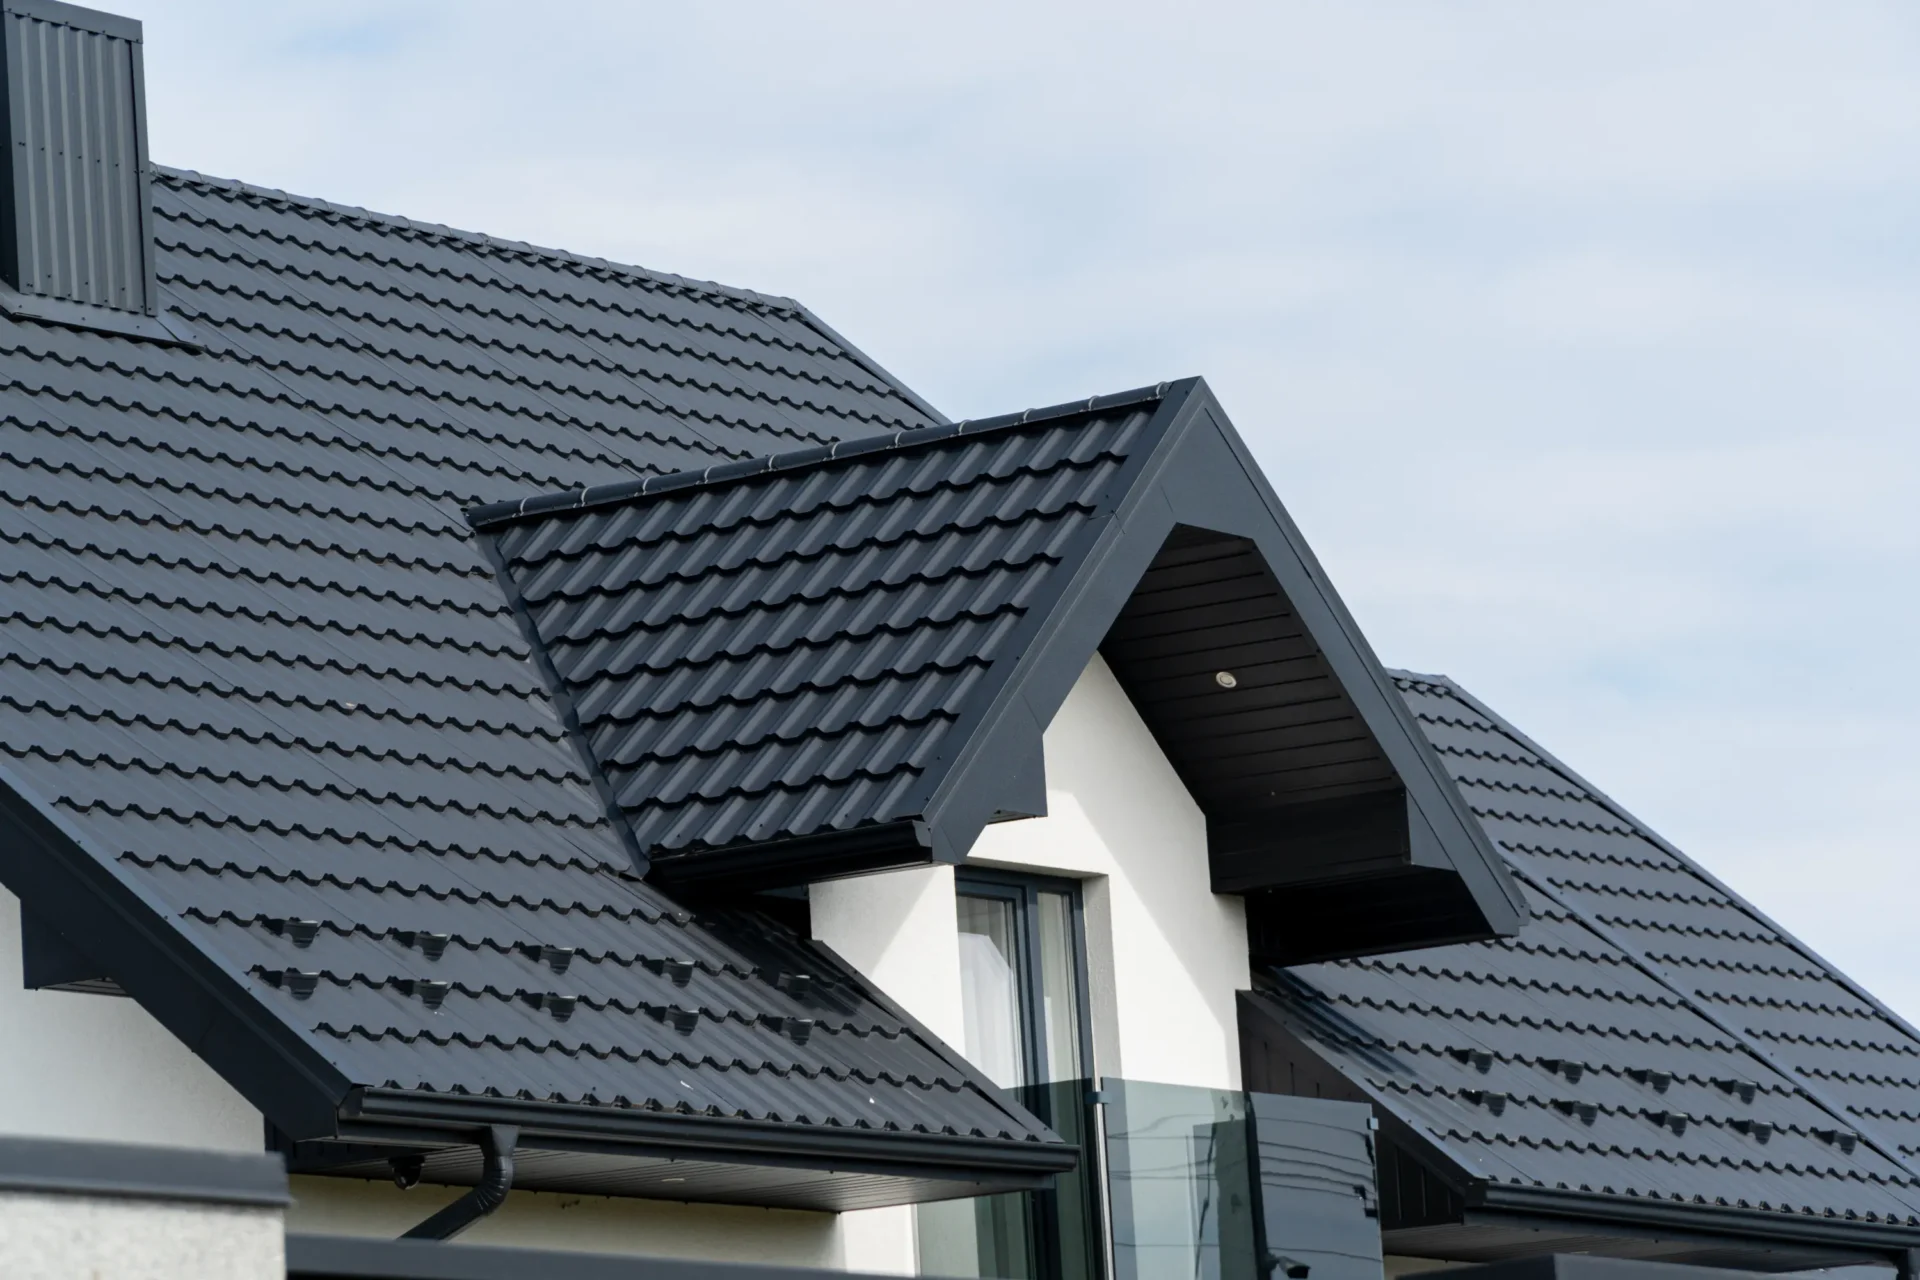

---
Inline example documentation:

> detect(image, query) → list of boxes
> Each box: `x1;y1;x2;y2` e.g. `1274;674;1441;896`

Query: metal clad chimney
0;0;153;319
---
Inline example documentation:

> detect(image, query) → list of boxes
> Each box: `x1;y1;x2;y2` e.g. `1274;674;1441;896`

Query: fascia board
916;377;1523;944
1169;385;1526;931
0;1133;288;1206
0;764;351;1138
1470;1183;1920;1258
288;1233;950;1280
343;1089;1077;1180
913;380;1204;860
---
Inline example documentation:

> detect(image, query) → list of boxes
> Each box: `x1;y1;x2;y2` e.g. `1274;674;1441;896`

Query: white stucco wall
0;1189;283;1280
811;655;1251;1276
816;655;1248;1097
970;653;1251;1090
0;888;261;1151
811;863;966;1274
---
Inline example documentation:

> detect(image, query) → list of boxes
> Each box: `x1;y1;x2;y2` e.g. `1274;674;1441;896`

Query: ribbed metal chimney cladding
0;0;153;318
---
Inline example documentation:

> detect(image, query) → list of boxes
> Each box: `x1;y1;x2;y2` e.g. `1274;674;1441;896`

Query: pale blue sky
138;2;1920;1016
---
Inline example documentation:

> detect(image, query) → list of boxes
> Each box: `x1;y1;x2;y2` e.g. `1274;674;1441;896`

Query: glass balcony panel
1104;1079;1260;1280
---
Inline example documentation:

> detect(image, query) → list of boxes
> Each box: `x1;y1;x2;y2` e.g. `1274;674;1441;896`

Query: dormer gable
473;378;1527;965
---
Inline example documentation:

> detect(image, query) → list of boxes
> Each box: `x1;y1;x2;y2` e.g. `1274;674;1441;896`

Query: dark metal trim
0;0;143;44
913;378;1524;942
0;1133;289;1206
0;283;201;345
342;1086;1078;1179
0;764;352;1140
1471;1182;1920;1257
1438;1255;1871;1280
651;819;934;888
289;1233;872;1280
400;1126;517;1241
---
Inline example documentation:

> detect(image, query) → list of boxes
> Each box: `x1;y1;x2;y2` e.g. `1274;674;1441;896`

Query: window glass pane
1036;890;1083;1082
957;893;1027;1088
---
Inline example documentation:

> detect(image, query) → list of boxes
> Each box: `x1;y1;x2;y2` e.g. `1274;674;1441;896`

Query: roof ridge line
154;166;801;315
465;383;1170;531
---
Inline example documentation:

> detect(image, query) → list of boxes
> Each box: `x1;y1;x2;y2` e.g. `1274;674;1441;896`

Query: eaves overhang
0;760;1073;1208
1243;983;1920;1272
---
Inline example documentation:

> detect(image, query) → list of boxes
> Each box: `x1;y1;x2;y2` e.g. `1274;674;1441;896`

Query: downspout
399;1125;519;1241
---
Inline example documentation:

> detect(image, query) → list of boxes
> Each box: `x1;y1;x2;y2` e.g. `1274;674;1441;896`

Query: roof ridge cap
153;166;798;314
465;383;1171;531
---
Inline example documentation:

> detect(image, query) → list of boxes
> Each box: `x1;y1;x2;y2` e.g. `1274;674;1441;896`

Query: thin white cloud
135;0;1920;1020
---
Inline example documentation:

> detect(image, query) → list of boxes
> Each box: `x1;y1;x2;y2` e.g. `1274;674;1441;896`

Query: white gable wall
812;653;1252;1273
970;652;1251;1090
0;888;261;1151
818;654;1249;1092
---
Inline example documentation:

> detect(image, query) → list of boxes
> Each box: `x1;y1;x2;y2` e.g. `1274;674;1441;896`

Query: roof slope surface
477;396;1158;875
1257;673;1920;1239
0;167;1067;1199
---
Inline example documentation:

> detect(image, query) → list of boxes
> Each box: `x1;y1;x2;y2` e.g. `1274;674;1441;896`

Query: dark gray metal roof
471;380;1523;964
1247;672;1920;1261
0;165;1071;1207
475;391;1161;879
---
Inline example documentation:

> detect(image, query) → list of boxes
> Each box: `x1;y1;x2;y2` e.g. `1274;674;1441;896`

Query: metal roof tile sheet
0;166;1063;1176
1262;673;1920;1230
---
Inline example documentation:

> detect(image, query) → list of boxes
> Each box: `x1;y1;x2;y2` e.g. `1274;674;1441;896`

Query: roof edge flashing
0;765;352;1140
342;1087;1079;1180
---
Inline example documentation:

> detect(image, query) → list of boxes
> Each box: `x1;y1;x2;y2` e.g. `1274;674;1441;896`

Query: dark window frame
954;867;1096;1087
951;867;1106;1280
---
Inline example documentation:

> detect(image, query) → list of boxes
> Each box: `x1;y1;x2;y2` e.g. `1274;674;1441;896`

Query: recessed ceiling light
1214;671;1238;689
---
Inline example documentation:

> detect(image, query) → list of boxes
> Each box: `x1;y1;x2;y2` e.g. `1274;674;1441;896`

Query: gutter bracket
399;1125;518;1242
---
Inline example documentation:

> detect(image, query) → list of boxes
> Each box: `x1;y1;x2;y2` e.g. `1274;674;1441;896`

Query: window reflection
924;874;1099;1280
958;894;1027;1089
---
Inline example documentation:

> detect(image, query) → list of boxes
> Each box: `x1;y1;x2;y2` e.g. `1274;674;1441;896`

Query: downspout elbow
400;1124;519;1241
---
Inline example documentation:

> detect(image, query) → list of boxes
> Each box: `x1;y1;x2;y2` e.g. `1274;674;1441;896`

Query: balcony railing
920;1080;1381;1280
